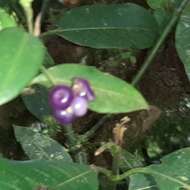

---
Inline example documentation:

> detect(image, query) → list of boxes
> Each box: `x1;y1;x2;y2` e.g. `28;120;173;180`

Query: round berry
49;85;73;110
72;77;95;101
53;107;75;125
71;96;88;117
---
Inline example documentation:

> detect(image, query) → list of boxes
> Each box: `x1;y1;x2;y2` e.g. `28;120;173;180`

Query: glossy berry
49;78;95;125
53;107;75;125
49;85;73;110
72;77;95;101
71;96;88;117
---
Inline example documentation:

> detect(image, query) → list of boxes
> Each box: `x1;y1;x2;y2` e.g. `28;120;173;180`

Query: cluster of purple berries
49;78;95;125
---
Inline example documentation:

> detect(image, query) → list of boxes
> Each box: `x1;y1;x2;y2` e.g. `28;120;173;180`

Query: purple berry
53;107;75;125
72;77;95;101
71;97;88;117
49;85;73;110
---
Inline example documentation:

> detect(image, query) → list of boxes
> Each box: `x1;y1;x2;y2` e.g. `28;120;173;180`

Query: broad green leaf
56;3;158;49
147;0;170;9
176;3;190;80
0;158;98;190
0;27;45;105
14;125;73;162
129;148;190;190
146;0;180;9
22;85;51;120
32;64;148;113
0;8;17;30
153;9;171;34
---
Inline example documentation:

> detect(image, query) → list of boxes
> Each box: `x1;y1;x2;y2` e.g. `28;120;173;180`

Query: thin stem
94;166;190;189
40;65;56;86
63;124;77;147
31;0;56;87
34;0;50;36
132;0;190;86
41;29;63;38
110;154;120;190
21;1;33;34
79;114;111;142
25;7;33;33
63;124;87;163
93;166;140;181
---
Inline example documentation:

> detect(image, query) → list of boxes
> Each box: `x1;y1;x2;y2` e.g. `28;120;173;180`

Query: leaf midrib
55;26;154;33
54;170;93;189
143;168;190;189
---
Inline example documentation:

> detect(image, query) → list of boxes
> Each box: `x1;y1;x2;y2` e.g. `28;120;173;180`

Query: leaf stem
63;124;87;163
110;154;120;190
40;65;56;86
63;124;77;147
132;0;190;86
94;166;190;189
31;0;56;87
20;0;34;34
79;114;111;142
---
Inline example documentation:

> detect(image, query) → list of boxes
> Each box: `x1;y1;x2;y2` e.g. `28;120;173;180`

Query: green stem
63;124;87;163
40;29;67;38
40;65;55;86
25;8;33;33
63;124;77;147
94;166;190;189
79;114;111;142
32;0;55;86
22;2;33;34
110;154;120;190
132;0;190;86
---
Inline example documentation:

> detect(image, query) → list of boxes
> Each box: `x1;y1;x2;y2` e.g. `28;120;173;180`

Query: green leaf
147;0;169;9
32;64;148;113
98;142;144;171
119;150;144;171
175;3;190;80
129;148;190;190
44;51;55;66
0;8;17;30
0;27;45;105
14;125;73;162
56;3;158;49
153;9;171;34
0;158;98;190
22;85;51;120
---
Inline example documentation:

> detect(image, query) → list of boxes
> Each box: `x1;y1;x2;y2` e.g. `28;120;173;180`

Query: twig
132;0;190;86
79;114;112;142
34;0;50;36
